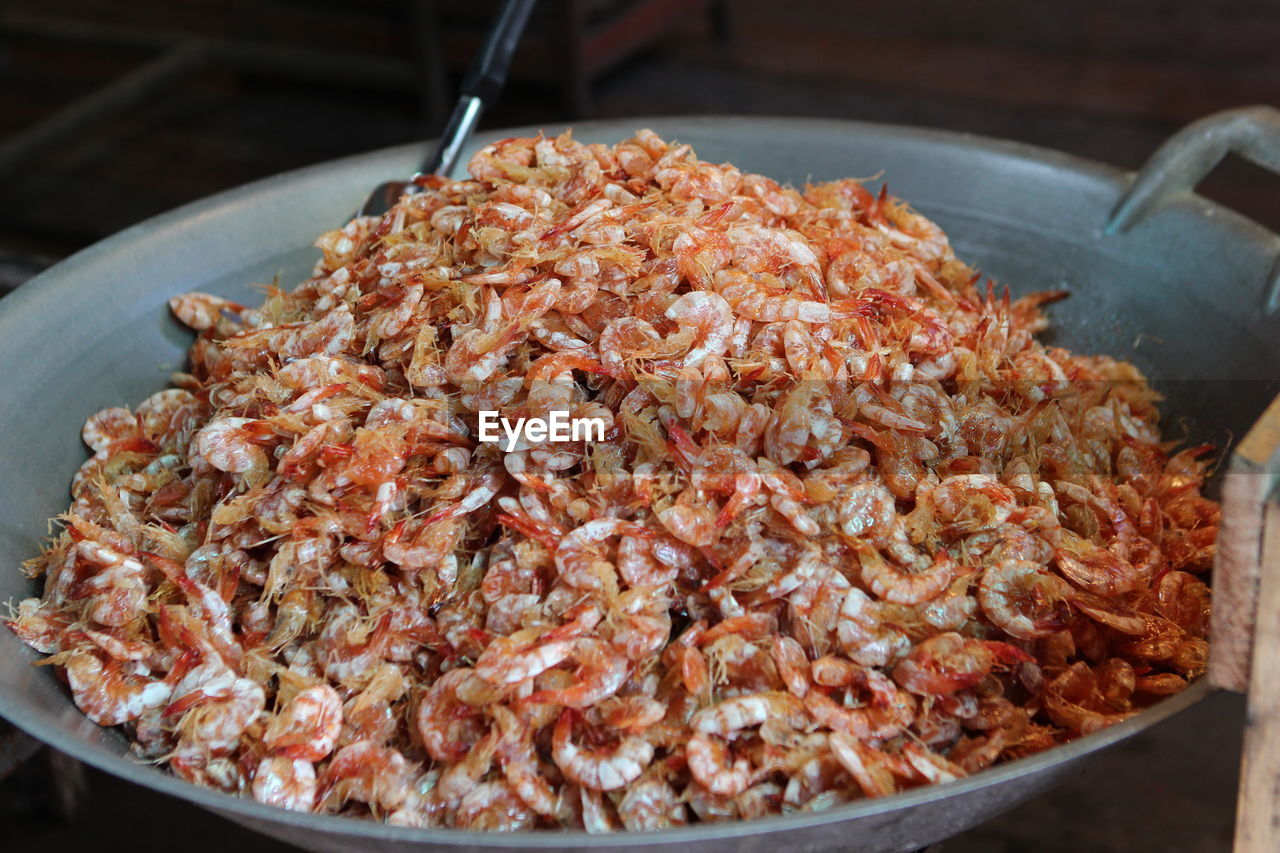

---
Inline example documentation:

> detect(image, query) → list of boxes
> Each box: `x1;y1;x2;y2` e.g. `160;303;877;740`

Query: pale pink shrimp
313;604;393;686
314;215;374;270
78;541;148;628
665;291;734;368
764;547;823;600
454;779;536;831
169;291;244;331
166;658;266;754
616;533;679;587
763;382;814;465
554;517;646;591
552;711;654;791
834;479;897;541
263;684;343;761
275;422;330;481
670;224;732;289
247;304;356;362
252;756;317;812
492;706;557;815
859;399;930;433
371;282;424;338
754;457;820;535
699;612;779;647
264;588;313;651
920;576;979;630
902;742;968;785
381;515;466;575
545;197;613;242
612;607;671;661
5;597;68;653
526;638;630;707
342;662;410;744
836;588;910;666
444;320;525;386
770;636;811;698
690;691;806;734
676;645;711;695
829;732;899;798
891;632;1029;696
686;732;753;796
599;695;667;732
1043;662;1135;735
319;740;412;812
416;669;487;763
82;406;141;451
145;552;239;664
803;684;914;741
599;316;661;379
859;547;953;606
618;776;687;830
765;494;815;536
1055;545;1145;597
978;559;1072;640
1069;592;1147;636
726;222;822;284
701;388;749;436
673;363;706;419
927;474;1017;531
474;631;578;686
63;649;172;726
810;655;862;687
192;417;269;475
529;313;593;353
895;382;958;442
525;350;600;417
437;730;498;807
735;402;771;455
713;269;830;323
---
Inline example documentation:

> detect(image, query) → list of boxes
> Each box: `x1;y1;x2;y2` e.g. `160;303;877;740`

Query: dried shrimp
7;129;1216;830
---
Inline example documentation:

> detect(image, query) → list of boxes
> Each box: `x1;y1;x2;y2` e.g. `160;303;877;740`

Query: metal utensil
1;114;1278;852
356;0;536;217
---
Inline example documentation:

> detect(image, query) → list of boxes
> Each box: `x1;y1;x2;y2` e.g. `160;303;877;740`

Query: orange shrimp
552;710;654;792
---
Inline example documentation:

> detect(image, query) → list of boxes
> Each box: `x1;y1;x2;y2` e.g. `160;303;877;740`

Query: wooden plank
1234;500;1280;852
1211;460;1269;691
1211;392;1280;691
1237;393;1280;468
1211;393;1280;851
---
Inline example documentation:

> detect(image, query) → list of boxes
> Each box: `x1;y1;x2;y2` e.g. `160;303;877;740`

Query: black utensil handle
420;95;484;178
418;0;537;177
460;0;539;104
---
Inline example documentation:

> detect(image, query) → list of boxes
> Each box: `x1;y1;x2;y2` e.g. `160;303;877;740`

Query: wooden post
1235;501;1280;851
1209;393;1280;852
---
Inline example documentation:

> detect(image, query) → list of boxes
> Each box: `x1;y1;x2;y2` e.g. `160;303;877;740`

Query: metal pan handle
1105;105;1280;235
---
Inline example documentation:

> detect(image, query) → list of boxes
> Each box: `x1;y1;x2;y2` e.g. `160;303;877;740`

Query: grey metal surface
0;116;1276;852
1106;105;1280;324
1107;106;1280;236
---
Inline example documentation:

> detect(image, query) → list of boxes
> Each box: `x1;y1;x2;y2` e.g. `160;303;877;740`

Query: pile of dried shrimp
7;130;1216;831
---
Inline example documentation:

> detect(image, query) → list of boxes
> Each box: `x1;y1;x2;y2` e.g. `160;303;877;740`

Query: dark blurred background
1;1;1274;850
1;0;1279;280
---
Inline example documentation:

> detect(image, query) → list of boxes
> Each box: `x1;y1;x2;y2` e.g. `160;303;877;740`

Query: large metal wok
2;113;1278;853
